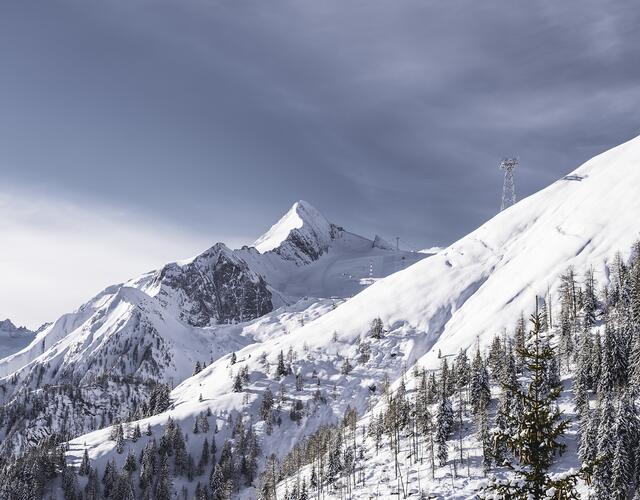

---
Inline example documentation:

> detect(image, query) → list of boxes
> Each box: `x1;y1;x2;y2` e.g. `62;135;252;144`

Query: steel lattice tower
499;158;518;211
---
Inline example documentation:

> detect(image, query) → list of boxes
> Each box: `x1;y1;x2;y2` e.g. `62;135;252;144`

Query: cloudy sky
1;0;639;328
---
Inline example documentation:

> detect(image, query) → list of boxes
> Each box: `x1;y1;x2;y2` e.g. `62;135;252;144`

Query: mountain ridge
0;199;424;455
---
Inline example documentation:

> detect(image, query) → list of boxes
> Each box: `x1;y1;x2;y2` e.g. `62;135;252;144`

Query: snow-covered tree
485;314;582;499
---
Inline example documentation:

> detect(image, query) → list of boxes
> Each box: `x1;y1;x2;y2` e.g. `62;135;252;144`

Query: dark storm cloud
1;0;639;247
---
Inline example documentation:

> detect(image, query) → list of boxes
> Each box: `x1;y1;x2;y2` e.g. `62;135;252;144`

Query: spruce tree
578;407;598;467
155;456;171;500
485;314;582;499
470;349;490;415
583;267;598;328
84;470;101;500
209;463;225;500
123;449;137;474
435;394;453;466
487;334;505;380
611;437;632;499
276;351;288;378
198;437;210;475
575;327;593;393
115;423;125;454
598;323;616;395
79;448;91;476
514;313;527;371
455;348;470;392
369;317;384;339
233;373;243;392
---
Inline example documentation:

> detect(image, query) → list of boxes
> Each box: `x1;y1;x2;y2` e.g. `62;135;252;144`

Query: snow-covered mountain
59;135;640;499
253;200;339;261
0;200;424;454
0;319;34;359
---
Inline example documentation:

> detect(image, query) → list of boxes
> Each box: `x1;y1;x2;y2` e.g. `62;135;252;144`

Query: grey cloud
1;0;639;248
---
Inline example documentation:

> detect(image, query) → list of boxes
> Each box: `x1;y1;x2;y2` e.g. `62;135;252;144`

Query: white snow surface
292;135;640;371
0;200;422;384
64;136;640;498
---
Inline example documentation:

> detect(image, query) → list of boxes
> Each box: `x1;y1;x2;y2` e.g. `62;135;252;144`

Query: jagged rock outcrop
153;243;273;326
372;234;395;250
254;200;344;264
0;320;34;360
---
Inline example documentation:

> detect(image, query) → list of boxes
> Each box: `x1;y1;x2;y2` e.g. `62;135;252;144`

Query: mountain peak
254;200;332;254
0;319;33;337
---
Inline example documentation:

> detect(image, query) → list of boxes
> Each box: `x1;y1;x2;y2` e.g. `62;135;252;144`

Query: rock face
254;200;344;264
0;319;32;338
0;320;34;360
154;243;273;326
372;234;395;250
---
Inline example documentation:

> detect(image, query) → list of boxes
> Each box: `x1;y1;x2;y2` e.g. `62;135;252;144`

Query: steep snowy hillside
0;200;422;455
290;136;640;371
0;319;34;359
62;137;640;499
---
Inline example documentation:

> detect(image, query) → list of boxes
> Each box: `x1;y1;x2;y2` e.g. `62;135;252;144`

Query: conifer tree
123;449;137;474
340;357;353;375
84;470;101;500
62;464;79;500
485;314;582;499
79;448;91;476
233;373;243;392
611;437;632;499
276;351;288;378
209;463;225;500
132;423;141;442
470;349;490;415
455;348;470;395
155;456;171;500
598;323;616;395
114;423;125;454
591;331;603;387
198;437;210;476
435;395;453;466
102;458;117;498
514;314;527;371
583;267;598;327
487;335;505;380
575;328;593;393
369;317;384;339
578;407;598;467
